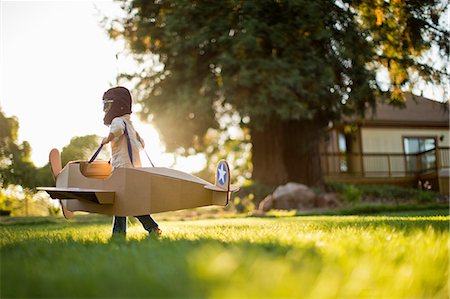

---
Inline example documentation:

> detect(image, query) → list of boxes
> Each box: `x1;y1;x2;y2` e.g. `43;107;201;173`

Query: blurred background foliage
60;135;110;166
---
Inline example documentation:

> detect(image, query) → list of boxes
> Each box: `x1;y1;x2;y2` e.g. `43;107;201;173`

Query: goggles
103;99;114;113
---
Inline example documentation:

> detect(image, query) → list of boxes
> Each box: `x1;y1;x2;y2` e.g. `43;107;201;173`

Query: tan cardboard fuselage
57;163;228;216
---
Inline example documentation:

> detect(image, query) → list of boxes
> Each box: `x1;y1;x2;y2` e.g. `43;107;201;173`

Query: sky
0;0;206;172
0;1;447;172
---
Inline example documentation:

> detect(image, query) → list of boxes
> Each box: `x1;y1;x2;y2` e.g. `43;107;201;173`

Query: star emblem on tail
217;162;227;186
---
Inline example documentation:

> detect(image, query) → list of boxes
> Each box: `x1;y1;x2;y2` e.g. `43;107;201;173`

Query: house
320;94;449;195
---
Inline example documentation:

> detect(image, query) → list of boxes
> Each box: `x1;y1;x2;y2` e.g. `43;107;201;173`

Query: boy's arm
101;132;115;145
102;118;125;144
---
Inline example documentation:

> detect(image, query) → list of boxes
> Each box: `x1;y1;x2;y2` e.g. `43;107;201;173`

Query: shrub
236;181;274;206
358;185;418;199
415;191;437;204
231;194;255;213
327;182;440;204
325;181;347;194
343;185;362;204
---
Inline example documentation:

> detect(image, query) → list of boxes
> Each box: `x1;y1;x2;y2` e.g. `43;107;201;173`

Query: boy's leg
135;215;159;232
112;216;127;235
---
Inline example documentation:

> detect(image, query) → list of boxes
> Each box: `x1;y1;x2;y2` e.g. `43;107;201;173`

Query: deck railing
320;147;449;178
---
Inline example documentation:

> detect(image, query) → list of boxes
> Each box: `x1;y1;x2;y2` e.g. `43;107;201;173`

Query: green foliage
0;108;19;159
415;190;437;204
355;0;449;104
343;185;362;204
0;186;55;216
47;204;61;216
236;180;274;205
325;180;347;193
193;122;252;187
357;184;419;199
359;185;440;204
61;135;108;166
0;109;38;188
230;194;255;213
34;164;54;189
326;181;441;204
1;214;448;298
0;192;13;212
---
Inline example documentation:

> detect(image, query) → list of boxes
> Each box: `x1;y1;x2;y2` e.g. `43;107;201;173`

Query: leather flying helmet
102;86;132;125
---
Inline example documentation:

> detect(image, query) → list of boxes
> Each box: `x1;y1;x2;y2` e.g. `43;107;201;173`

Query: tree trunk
250;119;288;188
282;120;324;187
251;119;324;189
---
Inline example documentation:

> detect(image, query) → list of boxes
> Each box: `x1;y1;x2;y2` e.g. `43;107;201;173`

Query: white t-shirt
109;114;142;169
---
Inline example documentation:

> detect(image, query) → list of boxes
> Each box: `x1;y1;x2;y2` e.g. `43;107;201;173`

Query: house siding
360;127;450;153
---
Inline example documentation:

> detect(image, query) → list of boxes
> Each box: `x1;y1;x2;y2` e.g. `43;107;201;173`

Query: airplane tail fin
48;148;74;219
214;160;239;192
215;160;230;191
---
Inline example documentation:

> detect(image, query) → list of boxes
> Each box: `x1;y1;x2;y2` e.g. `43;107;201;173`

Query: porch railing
320;147;449;178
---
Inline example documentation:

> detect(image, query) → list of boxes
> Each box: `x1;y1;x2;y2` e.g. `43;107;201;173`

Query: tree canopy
356;0;449;103
106;0;449;187
0;109;38;188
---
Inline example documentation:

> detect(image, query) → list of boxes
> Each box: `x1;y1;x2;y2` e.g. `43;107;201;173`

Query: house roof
362;94;449;128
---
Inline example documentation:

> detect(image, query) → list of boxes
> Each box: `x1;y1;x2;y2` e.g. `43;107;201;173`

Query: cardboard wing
38;187;114;204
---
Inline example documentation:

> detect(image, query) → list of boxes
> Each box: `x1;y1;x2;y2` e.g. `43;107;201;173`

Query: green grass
1;211;448;298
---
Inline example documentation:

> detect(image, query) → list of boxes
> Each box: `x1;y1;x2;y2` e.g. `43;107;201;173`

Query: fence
320;147;450;178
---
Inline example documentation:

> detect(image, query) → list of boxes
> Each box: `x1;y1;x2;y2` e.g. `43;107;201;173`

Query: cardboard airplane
38;149;239;219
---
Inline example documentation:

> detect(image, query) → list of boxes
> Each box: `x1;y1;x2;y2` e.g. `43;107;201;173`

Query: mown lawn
0;210;448;298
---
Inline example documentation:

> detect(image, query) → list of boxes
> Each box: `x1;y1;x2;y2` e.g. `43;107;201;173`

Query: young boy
101;86;161;237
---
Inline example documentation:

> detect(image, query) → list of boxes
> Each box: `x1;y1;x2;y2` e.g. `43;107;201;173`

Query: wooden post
435;147;442;194
415;153;420;174
358;126;364;177
387;154;392;177
359;152;364;177
435;147;441;170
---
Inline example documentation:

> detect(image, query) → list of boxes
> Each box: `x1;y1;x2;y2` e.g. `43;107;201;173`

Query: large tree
106;0;449;188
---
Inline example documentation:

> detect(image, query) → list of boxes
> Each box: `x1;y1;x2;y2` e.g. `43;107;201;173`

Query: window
403;137;436;172
404;137;435;154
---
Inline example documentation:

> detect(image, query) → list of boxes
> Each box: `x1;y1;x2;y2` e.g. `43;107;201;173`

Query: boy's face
103;99;113;114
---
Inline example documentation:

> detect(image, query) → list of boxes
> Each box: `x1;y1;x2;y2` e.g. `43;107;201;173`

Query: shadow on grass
1;235;321;298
